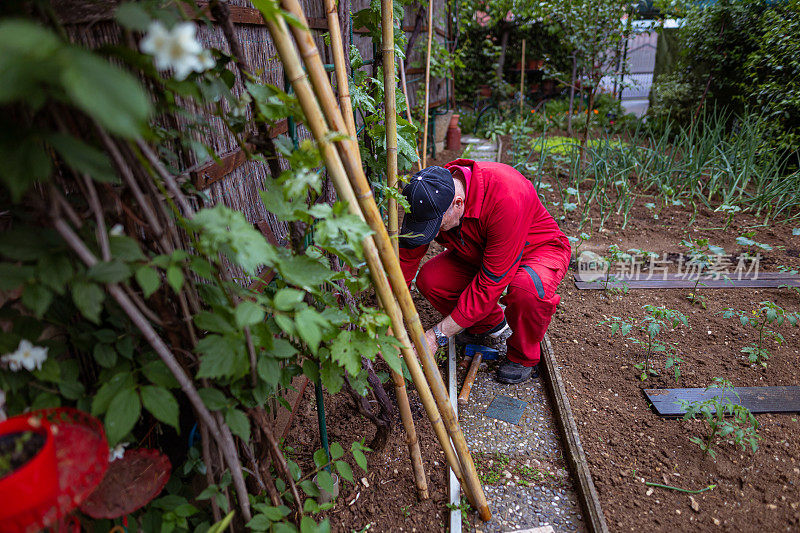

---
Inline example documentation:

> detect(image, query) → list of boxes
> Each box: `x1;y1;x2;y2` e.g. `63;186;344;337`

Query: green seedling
602;305;688;380
777;265;800;299
722;301;799;367
592;244;631;296
567;232;591;260
680;238;726;309
736;231;773;257
714;204;741;230
679;378;760;458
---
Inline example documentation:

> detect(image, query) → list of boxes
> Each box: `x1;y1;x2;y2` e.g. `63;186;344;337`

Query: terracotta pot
478;84;491;97
0;415;58;522
446;114;461;151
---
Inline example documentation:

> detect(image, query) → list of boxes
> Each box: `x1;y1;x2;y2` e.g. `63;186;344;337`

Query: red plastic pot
0;414;58;522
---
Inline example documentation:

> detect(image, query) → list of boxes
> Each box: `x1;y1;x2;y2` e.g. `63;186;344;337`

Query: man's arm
399;243;429;287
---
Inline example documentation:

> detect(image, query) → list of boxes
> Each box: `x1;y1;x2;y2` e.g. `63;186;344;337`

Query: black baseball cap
399;166;455;248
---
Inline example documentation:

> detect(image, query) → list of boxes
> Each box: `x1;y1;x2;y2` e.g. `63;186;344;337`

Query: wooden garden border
540;333;609;533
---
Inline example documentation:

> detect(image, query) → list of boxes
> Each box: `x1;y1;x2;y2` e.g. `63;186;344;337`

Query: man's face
438;196;464;234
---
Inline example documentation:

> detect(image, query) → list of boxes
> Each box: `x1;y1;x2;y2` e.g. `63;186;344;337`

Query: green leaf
198;388;228;410
93;343;117;368
22;283;53;318
224;408;250;442
313;448;329;469
105;388;141;446
194;311;235;334
316;470;334;494
295;308;329;354
72;280;105;323
141;385;180;431
277;254;332;290
189;205;277;275
166;265;184;293
115;2;152;31
141;359;180;389
246;515;272;532
92;372;135;415
351;444;367;473
273;288;305;311
257;355;280;388
319;359;344;395
207;511;235;533
135;266;160;298
0;263;33;290
88;260;131;284
47;133;117;183
109;235;146;261
37;254;73;294
271;338;298;359
0;130;51;202
334;460;353;483
196;335;245;378
234;301;265;328
60;47;152;139
329;442;344;460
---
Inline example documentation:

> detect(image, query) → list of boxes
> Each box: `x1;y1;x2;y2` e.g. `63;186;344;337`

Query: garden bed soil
531;147;800;531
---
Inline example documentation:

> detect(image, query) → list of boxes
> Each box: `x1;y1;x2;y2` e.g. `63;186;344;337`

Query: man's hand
423;327;438;356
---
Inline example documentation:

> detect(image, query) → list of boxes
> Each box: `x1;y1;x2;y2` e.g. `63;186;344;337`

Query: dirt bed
547;181;800;531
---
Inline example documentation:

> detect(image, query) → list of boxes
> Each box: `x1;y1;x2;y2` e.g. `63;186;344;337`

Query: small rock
676;509;682;515
646;488;654;496
713;517;720;526
361;477;369;488
767;503;778;510
689;495;700;512
503;470;512;479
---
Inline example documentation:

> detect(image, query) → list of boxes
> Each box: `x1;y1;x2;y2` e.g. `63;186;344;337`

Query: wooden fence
56;0;452;266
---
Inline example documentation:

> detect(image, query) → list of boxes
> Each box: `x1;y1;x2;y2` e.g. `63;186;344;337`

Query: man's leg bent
503;244;570;367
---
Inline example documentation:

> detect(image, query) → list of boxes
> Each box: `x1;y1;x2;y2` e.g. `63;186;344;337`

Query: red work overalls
399;159;570;366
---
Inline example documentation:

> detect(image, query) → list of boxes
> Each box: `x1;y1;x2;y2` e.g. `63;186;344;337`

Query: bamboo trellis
266;0;491;520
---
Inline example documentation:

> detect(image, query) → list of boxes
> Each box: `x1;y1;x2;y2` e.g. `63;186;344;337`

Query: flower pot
446;114;461;151
313;472;339;504
0;414;58;522
478;84;491;97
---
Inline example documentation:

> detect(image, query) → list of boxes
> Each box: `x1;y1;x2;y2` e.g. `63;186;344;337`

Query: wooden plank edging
540;334;609;533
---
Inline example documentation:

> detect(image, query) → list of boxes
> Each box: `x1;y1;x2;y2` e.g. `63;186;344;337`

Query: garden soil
497;138;800;532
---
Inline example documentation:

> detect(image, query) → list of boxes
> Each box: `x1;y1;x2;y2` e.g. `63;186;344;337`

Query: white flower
140;21;211;80
109;223;124;236
108;442;129;462
197;49;216;71
1;340;48;372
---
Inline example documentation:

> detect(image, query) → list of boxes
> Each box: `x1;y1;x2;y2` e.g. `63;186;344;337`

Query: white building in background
600;19;682;118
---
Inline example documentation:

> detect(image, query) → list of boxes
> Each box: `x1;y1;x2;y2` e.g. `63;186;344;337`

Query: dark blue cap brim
399;216;442;248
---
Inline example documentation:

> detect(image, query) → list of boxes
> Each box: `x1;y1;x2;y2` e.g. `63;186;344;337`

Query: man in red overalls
399;161;571;383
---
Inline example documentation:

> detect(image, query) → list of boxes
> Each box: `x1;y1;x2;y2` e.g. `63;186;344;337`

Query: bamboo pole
259;7;467;499
421;0;434;168
381;0;429;501
519;38;526;115
274;0;491;520
324;0;356;139
398;56;422;171
383;0;399;257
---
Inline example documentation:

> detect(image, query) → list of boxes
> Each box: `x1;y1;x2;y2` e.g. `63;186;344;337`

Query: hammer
458;344;498;406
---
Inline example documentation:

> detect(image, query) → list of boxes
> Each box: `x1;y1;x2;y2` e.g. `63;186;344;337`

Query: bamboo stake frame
421;0;434;168
323;0;356;139
274;0;491;520
258;4;469;502
380;0;429;501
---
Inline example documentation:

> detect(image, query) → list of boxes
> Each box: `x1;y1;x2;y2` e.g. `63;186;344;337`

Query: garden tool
458;345;498;406
459;343;500;369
